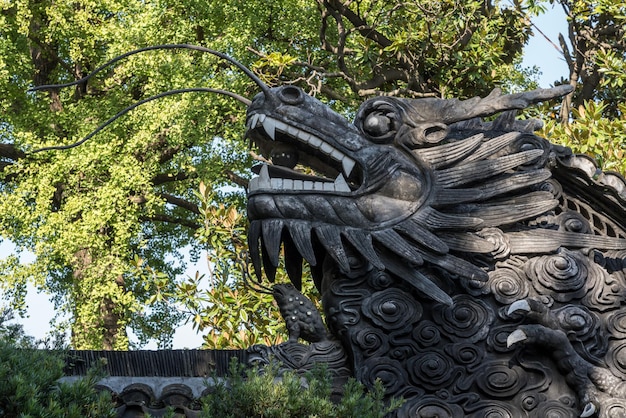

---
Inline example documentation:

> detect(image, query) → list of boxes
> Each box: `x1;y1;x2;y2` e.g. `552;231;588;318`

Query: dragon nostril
279;86;304;105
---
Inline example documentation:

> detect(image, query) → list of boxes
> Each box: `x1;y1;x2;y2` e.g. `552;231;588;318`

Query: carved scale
242;84;626;417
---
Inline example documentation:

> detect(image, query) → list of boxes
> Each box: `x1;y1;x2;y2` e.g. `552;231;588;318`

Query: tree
1;0;622;350
0;0;263;349
535;0;626;173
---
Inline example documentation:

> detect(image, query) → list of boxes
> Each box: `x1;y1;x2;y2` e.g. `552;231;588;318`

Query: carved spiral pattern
460;274;491;297
553;305;599;342
512;133;550;169
351;327;389;356
468;402;520;418
583;268;625;312
407;349;459;389
358;357;408;396
412;321;441;347
488;266;529;305
526;249;592;302
367;270;394;290
608;310;626;339
401;396;464;418
362;288;423;330
533;178;562;198
607;340;626;379
529;400;575;418
433;295;495;343
390;345;419;362
520;393;542;411
477;228;511;260
600;398;626;418
475;361;528;398
445;342;485;371
556;211;592;234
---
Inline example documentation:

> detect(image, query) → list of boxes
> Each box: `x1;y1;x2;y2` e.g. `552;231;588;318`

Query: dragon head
245;84;574;303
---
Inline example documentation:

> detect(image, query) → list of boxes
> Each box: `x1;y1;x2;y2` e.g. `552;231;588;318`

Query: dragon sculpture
244;83;626;417
32;45;626;417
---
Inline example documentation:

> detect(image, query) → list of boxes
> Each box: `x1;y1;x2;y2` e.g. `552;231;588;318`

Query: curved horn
398;85;574;124
444;85;574;123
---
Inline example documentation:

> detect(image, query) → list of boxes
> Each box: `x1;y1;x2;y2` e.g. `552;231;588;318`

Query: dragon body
244;84;626;416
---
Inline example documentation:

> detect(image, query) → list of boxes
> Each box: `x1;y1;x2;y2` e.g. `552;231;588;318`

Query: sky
0;6;570;350
521;4;569;87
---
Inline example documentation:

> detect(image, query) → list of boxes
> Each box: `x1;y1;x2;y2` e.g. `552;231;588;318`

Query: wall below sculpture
64;349;246;417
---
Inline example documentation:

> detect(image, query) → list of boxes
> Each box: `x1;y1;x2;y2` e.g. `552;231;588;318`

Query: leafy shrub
0;311;115;417
0;311;400;417
540;101;626;175
198;359;403;418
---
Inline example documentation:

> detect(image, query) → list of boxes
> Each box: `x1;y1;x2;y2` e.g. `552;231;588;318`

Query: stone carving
273;283;328;343
35;45;626;416
244;80;626;416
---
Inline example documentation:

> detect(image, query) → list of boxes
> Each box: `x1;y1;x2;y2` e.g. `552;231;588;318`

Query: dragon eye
356;101;398;143
363;112;392;137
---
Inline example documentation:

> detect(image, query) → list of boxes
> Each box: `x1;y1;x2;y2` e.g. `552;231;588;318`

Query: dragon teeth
247;114;357;184
334;174;350;192
341;157;355;178
262;118;277;140
307;135;322;147
259;164;271;188
319;142;334;155
249;166;351;193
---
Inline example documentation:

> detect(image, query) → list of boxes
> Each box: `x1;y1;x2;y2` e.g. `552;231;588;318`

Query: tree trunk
71;248;126;350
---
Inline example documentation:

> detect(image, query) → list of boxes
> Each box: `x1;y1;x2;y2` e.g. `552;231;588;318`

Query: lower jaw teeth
249;173;351;192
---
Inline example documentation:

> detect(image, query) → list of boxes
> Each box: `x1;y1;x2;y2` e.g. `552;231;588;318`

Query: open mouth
246;113;360;193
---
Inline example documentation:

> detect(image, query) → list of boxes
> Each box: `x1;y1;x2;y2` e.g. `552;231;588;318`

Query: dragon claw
507;328;528;347
580;402;596;417
507;299;531;316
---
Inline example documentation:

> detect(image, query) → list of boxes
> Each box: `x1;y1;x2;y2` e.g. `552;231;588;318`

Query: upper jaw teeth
246;114;356;179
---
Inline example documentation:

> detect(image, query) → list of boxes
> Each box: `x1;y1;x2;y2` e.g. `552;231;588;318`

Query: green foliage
528;0;626;177
545;0;626;117
199;359;402;418
0;311;115;417
541;101;626;174
0;0;623;351
0;0;260;349
139;183;320;349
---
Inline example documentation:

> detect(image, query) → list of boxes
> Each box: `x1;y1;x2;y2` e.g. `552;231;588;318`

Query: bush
0;311;400;417
198;359;403;418
0;310;116;418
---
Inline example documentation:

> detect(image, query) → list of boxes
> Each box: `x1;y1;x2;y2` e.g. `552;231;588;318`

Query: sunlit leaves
541;100;626;173
0;0;258;349
1;0;624;351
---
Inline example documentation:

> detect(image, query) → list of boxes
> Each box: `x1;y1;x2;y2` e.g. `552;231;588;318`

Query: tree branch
140;214;200;230
324;0;392;48
224;169;249;189
0;143;26;161
160;193;200;215
151;172;195;185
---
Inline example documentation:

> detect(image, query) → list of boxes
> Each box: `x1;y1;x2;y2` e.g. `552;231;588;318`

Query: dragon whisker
29;43;270;96
30;88;250;153
239;252;273;295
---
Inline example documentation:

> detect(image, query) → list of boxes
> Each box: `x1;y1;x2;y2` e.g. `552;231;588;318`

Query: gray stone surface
245;83;626;416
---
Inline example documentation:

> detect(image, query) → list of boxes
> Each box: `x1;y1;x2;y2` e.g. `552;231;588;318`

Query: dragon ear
399;122;449;147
